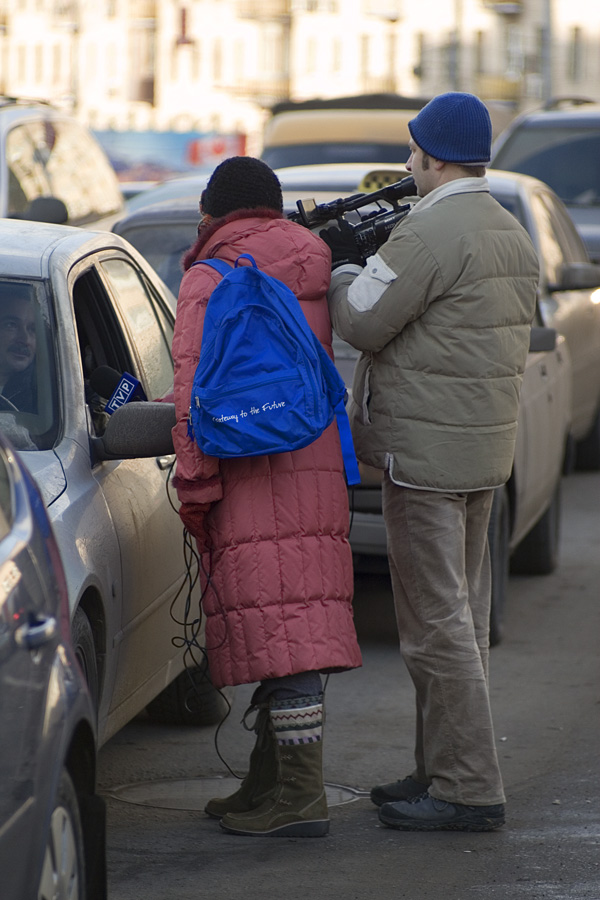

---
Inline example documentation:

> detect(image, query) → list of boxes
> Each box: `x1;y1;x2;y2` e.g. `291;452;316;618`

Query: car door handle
15;616;57;650
156;454;175;470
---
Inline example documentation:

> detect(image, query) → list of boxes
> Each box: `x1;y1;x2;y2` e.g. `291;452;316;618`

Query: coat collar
411;177;490;215
182;207;284;271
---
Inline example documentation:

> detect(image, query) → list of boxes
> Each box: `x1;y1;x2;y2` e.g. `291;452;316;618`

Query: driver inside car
0;285;37;413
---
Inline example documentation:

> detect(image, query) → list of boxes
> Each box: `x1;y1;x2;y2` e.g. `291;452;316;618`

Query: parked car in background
490;164;600;471
260;93;514;171
0;219;228;747
0;96;125;228
111;166;577;644
0;432;105;900
491;98;600;265
123;172;209;213
261;107;416;169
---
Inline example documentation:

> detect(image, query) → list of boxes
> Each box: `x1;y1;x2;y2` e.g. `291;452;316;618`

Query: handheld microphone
90;366;147;414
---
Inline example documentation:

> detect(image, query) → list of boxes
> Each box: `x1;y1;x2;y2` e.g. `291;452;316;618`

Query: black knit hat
201;156;283;217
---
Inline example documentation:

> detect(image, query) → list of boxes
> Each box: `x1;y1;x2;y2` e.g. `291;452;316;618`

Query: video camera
288;175;417;260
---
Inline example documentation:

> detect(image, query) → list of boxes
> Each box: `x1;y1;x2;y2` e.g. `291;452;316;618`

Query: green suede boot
219;695;329;837
204;705;277;819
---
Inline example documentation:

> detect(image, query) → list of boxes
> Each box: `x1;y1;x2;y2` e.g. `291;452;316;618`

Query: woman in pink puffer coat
171;157;361;839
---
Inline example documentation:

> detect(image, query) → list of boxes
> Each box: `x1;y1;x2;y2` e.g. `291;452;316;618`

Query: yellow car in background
259;94;515;171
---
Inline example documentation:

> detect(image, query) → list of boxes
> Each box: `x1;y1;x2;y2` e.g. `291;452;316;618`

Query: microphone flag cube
106;372;145;414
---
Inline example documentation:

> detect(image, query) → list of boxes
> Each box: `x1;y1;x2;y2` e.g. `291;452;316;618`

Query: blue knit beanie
408;92;492;165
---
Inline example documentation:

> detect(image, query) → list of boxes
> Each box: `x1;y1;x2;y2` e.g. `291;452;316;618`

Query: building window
568;26;583;82
360;34;369;80
52;44;61;85
35;45;43;84
414;32;425;79
213;39;222;82
475;30;485;77
191;46;201;81
333;38;341;72
306;36;317;75
17;46;26;82
233;40;244;83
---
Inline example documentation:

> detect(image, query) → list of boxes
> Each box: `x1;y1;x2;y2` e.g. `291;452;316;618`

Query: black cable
164;459;239;773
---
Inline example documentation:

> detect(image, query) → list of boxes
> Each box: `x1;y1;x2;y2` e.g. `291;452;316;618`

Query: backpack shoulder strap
313;342;360;486
191;258;233;277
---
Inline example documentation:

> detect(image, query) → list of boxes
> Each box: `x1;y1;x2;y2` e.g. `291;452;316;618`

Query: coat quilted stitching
172;210;362;688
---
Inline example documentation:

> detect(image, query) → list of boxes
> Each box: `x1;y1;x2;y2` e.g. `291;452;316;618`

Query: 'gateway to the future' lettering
213;400;286;424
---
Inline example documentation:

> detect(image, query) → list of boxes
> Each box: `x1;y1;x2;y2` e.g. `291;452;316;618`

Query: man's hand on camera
319;220;364;270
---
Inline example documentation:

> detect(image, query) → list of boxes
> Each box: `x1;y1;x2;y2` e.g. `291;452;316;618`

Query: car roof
263;109;414;147
275;163;409;192
507;102;600;128
0;218;139;279
115;195;200;227
124;174;209;213
113;166;549;232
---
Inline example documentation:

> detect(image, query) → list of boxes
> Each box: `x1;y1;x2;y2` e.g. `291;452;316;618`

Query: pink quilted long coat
171;208;362;689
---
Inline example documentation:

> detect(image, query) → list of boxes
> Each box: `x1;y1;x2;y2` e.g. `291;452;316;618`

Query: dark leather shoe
370;776;430;808
378;793;505;831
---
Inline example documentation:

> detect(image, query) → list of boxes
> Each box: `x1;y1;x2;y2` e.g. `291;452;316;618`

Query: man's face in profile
0;297;36;379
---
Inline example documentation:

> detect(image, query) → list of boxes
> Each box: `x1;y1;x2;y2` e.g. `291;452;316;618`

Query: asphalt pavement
99;471;600;900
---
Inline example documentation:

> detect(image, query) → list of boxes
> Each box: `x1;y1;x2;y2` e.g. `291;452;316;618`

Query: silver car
0;219;227;747
0;432;105;900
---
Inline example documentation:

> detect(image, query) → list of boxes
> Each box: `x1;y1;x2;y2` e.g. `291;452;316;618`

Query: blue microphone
91;367;147;414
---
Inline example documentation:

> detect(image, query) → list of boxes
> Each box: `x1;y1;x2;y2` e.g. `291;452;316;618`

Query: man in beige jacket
322;92;539;831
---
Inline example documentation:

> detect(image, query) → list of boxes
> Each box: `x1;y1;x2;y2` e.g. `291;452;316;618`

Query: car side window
529;191;569;285
72;268;136;437
538;191;590;263
98;258;174;401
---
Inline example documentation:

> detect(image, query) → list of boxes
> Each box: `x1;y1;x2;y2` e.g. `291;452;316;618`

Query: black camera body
288;175;417;260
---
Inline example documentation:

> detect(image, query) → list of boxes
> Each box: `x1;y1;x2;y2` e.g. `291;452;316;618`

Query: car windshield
0;279;58;451
492;127;600;207
117;222;197;296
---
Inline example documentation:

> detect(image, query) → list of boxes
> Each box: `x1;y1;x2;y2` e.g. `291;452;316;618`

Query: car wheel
575;407;600;471
72;607;99;714
510;480;561;577
145;658;232;726
38;769;86;900
488;485;510;647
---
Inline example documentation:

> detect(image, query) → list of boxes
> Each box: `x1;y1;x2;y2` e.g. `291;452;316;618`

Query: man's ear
200;189;206;212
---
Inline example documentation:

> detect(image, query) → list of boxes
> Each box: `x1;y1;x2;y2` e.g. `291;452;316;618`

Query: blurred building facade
0;0;598;152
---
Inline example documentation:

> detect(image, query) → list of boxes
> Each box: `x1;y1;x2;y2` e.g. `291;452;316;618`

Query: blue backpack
187;254;360;485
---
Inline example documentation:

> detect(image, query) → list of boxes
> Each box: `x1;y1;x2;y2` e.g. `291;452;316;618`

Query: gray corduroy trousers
382;475;505;806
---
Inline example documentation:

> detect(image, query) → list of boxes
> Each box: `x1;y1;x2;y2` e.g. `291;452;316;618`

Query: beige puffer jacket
327;181;539;491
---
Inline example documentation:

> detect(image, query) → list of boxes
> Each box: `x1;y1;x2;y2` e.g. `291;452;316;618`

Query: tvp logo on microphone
106;372;146;414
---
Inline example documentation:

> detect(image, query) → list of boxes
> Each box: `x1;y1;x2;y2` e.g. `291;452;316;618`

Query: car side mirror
529;326;557;353
92;401;176;461
547;261;600;292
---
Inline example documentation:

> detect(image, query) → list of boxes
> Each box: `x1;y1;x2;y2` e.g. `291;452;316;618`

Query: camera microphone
90;366;147;414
